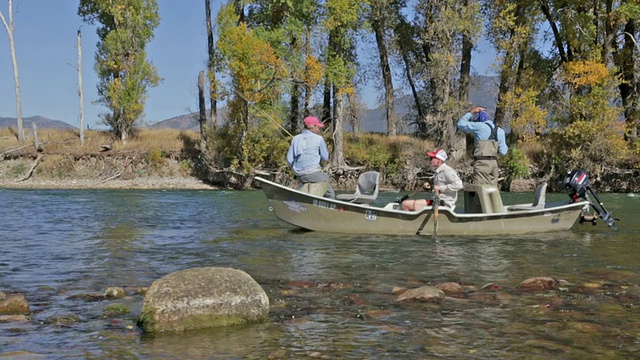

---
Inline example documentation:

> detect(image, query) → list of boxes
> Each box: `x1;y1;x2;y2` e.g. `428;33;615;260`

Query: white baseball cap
427;148;448;161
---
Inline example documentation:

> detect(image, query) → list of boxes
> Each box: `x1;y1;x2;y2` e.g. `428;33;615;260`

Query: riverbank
0;176;216;190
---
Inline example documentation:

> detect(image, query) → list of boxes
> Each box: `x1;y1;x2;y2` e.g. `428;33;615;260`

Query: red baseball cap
303;116;324;127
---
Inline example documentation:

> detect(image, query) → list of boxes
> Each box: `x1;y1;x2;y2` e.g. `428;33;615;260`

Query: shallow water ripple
0;189;639;358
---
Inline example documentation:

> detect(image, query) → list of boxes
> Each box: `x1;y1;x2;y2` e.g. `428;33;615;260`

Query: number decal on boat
282;200;308;213
313;199;337;210
365;210;377;221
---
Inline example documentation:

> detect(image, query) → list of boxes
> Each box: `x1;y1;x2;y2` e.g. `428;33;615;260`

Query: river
1;188;639;359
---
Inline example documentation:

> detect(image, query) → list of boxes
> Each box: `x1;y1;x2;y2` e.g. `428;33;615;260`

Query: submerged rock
436;282;463;295
104;287;126;299
138;267;269;333
0;294;30;315
516;277;559;291
395;286;445;303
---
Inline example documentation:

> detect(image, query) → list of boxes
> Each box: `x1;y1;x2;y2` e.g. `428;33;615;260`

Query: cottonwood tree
0;0;26;144
78;0;160;143
243;0;323;135
216;2;286;170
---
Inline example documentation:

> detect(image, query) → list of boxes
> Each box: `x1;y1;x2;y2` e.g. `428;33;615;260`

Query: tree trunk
617;18;638;141
454;0;473;161
303;28;313;118
322;76;332;125
331;92;346;168
494;3;526;126
371;8;396;136
77;29;85;145
400;50;426;134
198;71;208;149
0;0;26;144
539;0;569;63
288;35;300;134
205;0;217;126
240;98;249;168
458;5;472;105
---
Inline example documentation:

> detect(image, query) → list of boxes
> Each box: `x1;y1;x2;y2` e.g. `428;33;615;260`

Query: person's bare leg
413;199;428;211
401;199;414;211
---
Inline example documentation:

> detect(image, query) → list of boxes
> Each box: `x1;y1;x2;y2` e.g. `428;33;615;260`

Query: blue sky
1;0;498;129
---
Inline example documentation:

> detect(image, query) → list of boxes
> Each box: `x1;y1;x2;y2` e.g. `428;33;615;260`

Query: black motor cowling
563;169;589;200
563;169;617;230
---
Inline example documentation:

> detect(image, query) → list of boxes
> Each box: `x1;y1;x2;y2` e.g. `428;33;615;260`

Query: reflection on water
0;189;639;358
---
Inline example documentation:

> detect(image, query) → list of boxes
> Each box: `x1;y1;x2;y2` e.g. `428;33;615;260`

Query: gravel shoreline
0;176;217;190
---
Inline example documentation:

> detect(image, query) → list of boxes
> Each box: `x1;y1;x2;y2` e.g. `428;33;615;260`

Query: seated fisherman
401;148;463;211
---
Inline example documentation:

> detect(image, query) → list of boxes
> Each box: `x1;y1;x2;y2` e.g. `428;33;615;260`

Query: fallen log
17;154;43;182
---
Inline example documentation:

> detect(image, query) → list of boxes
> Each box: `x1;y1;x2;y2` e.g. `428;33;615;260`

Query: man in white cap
401;148;463;211
286;116;335;198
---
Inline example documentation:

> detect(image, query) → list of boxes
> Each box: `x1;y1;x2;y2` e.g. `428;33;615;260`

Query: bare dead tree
0;0;26;144
77;28;85;144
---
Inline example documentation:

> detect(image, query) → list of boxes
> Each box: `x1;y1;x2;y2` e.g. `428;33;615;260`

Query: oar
432;189;440;241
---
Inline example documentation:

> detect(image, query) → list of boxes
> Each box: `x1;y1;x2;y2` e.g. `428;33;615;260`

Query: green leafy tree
244;0;322;135
78;0;161;143
216;2;286;170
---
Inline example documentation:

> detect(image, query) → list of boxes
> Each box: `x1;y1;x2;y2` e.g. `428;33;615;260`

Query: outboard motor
563;169;617;229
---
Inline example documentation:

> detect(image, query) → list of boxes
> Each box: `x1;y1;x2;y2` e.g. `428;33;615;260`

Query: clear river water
1;188;639;359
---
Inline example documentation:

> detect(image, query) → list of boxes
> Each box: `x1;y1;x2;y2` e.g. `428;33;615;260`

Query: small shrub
179;159;192;175
503;147;530;180
8;163;26;177
146;148;165;169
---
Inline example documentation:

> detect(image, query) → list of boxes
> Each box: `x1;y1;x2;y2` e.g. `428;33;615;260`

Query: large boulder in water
138;267;269;333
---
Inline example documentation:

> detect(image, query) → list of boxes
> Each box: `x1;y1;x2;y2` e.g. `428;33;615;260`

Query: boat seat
299;182;330;197
336;171;380;204
463;184;505;214
508;182;547;211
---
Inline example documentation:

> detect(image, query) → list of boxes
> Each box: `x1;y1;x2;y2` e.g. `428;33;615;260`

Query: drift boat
255;170;616;236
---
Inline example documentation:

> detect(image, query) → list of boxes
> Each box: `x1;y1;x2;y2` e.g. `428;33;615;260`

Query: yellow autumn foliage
562;61;610;88
537;59;630;175
500;87;547;143
217;15;284;104
303;55;324;88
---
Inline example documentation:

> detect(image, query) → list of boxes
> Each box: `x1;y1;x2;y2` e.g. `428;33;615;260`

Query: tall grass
0;128;199;155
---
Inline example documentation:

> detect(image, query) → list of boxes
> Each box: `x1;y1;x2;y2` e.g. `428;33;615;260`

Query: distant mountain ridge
1;75;499;132
0;115;77;130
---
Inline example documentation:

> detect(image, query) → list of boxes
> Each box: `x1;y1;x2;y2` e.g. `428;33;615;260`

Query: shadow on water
1;189;639;358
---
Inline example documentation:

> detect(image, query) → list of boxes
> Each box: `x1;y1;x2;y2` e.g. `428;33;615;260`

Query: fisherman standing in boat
286;116;336;199
401;148;463;211
456;106;508;185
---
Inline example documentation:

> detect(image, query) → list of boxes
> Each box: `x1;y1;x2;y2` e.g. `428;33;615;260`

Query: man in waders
456;107;508;185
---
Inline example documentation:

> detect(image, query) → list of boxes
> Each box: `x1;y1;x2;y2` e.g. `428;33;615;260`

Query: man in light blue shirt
286;116;335;198
457;107;508;185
